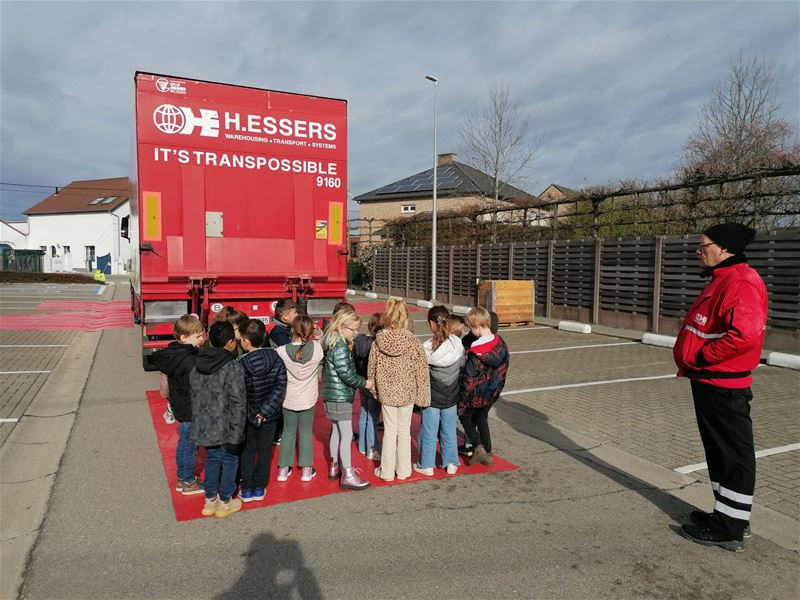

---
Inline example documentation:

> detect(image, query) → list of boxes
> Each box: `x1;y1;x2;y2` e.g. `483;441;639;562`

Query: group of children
147;297;509;519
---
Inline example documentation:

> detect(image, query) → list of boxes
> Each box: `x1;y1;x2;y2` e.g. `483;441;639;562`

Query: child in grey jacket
190;321;246;518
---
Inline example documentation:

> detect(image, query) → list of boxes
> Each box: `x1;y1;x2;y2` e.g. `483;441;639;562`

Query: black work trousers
691;380;755;539
460;406;492;453
240;420;278;490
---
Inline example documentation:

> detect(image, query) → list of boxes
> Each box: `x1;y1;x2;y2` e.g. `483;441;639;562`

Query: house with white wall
0;220;29;250
23;177;131;274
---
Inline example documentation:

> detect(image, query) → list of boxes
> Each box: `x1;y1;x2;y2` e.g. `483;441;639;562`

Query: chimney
437;153;457;166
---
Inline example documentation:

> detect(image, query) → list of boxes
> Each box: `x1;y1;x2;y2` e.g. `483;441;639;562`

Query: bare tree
683;53;797;176
458;82;538;208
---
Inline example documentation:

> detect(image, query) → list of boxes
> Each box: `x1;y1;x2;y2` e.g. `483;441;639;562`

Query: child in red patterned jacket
458;307;509;467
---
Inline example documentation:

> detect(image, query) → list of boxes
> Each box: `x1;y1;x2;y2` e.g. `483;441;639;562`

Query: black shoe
690;510;751;539
680;523;744;552
458;444;474;457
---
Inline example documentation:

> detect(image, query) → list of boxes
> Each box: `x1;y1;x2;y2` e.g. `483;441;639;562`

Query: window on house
39;246;46;251
85;246;95;260
51;245;57;257
89;197;105;205
100;196;118;204
401;204;416;214
63;246;71;253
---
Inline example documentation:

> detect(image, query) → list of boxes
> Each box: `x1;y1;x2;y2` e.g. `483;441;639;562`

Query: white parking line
0;370;53;375
0;344;69;348
675;443;800;474
0;418;20;423
511;342;636;355
502;374;676;396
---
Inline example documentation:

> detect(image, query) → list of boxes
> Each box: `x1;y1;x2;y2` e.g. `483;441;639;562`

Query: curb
766;352;800;370
558;321;592;334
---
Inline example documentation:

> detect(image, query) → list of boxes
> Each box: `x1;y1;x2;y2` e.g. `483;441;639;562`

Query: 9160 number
316;176;341;188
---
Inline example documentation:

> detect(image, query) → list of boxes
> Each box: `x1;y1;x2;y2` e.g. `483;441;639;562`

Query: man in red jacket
673;223;767;552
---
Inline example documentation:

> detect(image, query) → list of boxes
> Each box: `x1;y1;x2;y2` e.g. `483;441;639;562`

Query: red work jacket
673;261;768;388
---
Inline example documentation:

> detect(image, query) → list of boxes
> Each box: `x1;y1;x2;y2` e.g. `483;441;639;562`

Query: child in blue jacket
239;319;287;502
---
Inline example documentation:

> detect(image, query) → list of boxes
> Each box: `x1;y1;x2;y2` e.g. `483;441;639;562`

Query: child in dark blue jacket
239;319;287;502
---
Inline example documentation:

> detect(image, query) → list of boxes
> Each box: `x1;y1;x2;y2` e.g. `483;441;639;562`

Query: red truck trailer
131;72;348;365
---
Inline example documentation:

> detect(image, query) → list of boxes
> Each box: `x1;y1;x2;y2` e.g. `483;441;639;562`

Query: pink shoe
276;466;292;482
301;467;316;482
328;462;340;480
340;467;370;490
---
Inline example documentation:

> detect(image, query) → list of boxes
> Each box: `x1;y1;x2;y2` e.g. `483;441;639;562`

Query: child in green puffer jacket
321;310;374;490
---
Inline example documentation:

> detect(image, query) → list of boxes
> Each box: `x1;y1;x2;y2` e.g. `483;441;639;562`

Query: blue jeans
358;390;381;454
417;405;458;468
203;446;239;501
176;421;197;483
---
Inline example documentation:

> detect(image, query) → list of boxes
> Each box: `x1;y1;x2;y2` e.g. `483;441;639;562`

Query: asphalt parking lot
0;282;106;445
1;283;798;599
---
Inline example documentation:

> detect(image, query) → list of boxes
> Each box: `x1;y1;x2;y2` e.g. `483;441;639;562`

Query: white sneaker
163;408;175;425
445;463;459;475
366;450;382;461
413;463;434;476
300;467;316;482
276;466;292;482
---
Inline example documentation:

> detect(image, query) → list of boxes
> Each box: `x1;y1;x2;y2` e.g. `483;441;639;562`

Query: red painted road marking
0;300;133;331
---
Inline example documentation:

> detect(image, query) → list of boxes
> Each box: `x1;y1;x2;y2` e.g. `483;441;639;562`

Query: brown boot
470;445;493;467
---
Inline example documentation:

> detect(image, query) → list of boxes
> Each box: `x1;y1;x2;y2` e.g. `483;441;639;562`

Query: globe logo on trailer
153;104;185;134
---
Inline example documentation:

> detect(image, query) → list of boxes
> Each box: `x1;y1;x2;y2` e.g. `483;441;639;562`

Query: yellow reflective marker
143;192;162;241
328;202;342;245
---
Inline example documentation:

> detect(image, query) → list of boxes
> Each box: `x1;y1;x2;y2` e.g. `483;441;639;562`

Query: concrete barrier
452;305;471;315
346;289;356;295
558;321;592;334
365;292;378;299
416;300;434;308
641;333;677;348
766;352;800;370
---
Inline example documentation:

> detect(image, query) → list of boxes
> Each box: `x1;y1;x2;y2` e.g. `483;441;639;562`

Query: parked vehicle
131;72;348;365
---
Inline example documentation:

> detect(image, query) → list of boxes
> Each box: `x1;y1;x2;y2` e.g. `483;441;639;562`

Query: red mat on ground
350;301;424;314
146;390;518;522
0;300;133;331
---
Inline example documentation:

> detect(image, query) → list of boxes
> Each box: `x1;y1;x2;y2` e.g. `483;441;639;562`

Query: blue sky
1;1;798;223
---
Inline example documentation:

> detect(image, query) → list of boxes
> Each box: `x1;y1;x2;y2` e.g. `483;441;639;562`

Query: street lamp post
425;74;438;303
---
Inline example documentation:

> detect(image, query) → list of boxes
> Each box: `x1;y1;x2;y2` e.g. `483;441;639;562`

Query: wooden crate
477;279;535;326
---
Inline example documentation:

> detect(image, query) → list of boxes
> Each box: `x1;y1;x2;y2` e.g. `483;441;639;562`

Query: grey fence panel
374;249;389;290
452;245;477;299
552;240;595;307
408;247;430;297
479;244;508;281
435;248;449;298
600;238;655;314
660;236;706;318
747;231;800;328
512;241;548;307
389;248;407;293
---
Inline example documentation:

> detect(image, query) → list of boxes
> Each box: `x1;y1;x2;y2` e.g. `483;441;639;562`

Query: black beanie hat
703;223;757;255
